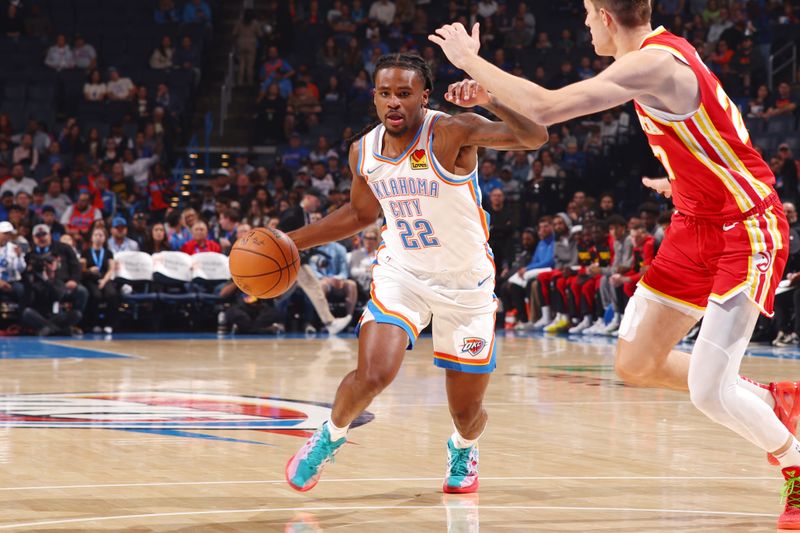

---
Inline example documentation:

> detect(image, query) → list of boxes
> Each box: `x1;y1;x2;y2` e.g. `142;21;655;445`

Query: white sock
451;430;478;449
738;376;775;408
450;421;486;449
776;437;800;468
326;417;349;441
540;306;551;322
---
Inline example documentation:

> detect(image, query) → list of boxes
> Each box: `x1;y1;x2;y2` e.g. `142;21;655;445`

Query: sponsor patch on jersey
460;337;486;356
410;149;429;170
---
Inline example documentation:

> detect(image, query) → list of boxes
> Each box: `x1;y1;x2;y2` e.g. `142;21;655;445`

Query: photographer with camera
27;224;88;315
21;252;82;336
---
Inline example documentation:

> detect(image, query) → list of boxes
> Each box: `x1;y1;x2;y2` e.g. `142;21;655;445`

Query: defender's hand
445;79;490;107
429;22;480;70
642;176;672;198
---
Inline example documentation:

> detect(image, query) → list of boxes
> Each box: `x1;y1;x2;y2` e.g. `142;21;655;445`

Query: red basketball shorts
639;203;788;317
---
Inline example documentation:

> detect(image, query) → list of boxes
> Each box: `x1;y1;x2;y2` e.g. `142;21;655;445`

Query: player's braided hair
345;53;434;149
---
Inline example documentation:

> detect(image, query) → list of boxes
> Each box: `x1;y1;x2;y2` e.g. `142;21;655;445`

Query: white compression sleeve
687;292;789;453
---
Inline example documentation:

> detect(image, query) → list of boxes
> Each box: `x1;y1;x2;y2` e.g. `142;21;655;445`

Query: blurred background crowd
0;0;797;342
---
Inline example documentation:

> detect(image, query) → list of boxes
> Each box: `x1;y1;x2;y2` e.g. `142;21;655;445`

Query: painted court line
0;475;777;492
0;504;777;529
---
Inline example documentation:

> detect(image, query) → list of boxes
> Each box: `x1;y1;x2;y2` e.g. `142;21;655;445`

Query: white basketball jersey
357;109;494;274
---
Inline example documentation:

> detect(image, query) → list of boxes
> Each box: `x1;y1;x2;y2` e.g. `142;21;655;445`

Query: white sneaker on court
584;317;606;335
568;316;592;334
326;315;352;335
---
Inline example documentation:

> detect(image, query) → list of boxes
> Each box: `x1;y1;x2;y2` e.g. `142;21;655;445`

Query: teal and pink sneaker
443;437;479;494
285;423;346;492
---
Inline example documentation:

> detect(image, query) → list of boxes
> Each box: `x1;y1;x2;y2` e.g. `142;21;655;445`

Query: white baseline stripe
0;475;777;492
0;504;777;529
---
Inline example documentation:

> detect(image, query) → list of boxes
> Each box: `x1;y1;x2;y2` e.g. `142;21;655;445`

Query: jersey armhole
427;113;475;186
356;135;367;181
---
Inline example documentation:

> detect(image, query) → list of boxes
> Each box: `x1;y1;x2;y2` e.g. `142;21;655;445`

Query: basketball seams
230;228;300;299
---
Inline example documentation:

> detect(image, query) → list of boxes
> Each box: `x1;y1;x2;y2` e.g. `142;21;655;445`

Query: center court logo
0;392;373;432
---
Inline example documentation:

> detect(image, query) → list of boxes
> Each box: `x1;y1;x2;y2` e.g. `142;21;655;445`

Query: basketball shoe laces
300;430;339;473
449;446;475;477
782;469;800;509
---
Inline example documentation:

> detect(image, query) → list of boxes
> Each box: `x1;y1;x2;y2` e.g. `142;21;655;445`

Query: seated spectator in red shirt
181;221;221;254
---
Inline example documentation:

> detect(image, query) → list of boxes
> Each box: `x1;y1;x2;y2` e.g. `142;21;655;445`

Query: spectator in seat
44;34;75;71
143;222;172;254
347;226;380;295
108;217;139;255
499;227;537;328
154;0;180;24
216;207;241;254
83;227;118;334
21;253;82;336
307;212;357;324
256;82;288;143
182;221;221;254
174;36;201;82
150;36;174;70
28;224;87;314
765;82;798;120
1;163;37;196
72;35;97;70
42;180;71;219
91;174;117;219
12;134;38;172
122;148;159;190
369;0;396;25
0;220;25;302
486;188;514;275
106;67;135;101
183;0;212;26
39;206;65;241
61;191;101;239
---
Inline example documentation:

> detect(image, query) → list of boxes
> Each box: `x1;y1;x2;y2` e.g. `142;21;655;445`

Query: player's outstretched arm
444;79;548;150
288;142;382;251
429;22;667;126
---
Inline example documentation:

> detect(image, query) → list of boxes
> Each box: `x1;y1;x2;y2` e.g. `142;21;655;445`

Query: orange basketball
229;228;301;299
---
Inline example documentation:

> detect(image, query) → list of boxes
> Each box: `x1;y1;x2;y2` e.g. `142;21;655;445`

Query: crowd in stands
0;0;799;340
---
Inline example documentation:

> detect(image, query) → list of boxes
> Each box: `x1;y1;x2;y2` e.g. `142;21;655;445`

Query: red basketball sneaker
769;382;800;465
779;467;800;530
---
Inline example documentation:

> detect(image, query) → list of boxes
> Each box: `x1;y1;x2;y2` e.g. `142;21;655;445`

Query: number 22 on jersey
397;219;440;249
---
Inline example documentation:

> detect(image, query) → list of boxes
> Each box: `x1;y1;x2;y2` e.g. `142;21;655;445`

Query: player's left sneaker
285;422;346;492
768;381;800;465
443;437;479;494
779;466;800;530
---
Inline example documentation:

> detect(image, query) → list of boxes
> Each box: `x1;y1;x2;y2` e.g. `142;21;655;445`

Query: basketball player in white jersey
284;53;547;493
430;1;800;526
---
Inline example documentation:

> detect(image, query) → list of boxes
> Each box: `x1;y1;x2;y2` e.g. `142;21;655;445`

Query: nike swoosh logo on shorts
723;222;739;231
477;275;492;287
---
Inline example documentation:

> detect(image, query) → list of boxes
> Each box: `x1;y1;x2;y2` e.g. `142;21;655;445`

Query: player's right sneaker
779;466;800;530
443;438;479;494
285;422;346;492
768;381;800;465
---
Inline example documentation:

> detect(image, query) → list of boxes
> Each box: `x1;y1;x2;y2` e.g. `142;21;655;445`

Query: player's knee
357;368;396;397
688;379;726;421
614;341;660;386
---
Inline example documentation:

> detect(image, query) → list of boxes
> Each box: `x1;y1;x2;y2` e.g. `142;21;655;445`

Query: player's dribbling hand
428;22;480;70
642;176;672;198
445;79;490;107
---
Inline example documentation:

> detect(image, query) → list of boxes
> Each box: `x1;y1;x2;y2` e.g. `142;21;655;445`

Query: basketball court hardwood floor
1;331;798;532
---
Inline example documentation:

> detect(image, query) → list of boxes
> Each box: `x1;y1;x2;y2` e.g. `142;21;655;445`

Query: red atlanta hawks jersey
633;27;776;219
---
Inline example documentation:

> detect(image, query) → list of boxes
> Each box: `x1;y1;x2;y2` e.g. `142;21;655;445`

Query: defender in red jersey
431;0;800;527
